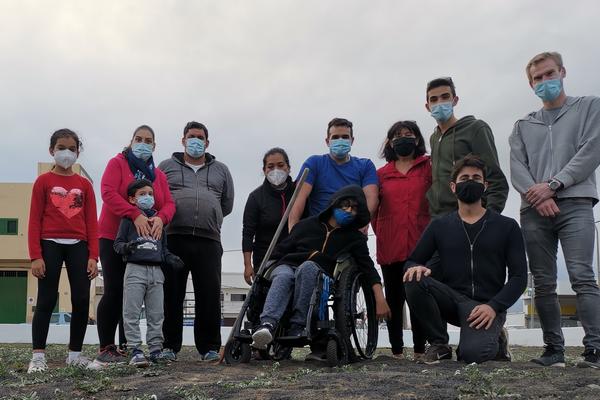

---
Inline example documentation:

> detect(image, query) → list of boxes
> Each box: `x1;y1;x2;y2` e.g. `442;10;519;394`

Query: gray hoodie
509;96;600;209
158;152;234;241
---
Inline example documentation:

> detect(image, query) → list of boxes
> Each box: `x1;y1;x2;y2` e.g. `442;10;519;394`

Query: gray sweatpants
123;263;165;353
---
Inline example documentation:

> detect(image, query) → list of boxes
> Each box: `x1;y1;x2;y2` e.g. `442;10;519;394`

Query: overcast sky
1;1;599;286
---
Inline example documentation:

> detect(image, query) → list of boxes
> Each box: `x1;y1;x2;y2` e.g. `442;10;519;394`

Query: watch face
549;181;560;190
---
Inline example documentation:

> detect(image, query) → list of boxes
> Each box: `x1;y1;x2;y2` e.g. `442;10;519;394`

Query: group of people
26;50;600;373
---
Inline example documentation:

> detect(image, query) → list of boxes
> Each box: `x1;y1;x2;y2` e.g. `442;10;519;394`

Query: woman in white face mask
242;148;296;286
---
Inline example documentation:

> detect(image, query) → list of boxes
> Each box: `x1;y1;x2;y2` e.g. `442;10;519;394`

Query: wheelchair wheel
224;338;251;364
335;263;378;360
326;339;345;367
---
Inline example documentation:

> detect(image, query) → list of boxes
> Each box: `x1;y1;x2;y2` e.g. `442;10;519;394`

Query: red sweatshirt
98;153;175;241
373;155;432;265
28;171;99;260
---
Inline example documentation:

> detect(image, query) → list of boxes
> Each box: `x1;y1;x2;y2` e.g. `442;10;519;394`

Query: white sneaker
66;354;92;368
27;357;48;374
252;324;274;349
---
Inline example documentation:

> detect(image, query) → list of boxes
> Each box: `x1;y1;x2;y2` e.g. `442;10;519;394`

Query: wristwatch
548;179;563;191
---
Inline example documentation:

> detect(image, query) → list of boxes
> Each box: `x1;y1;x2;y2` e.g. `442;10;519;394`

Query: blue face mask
430;102;454;122
137;194;155;210
329;138;352;159
333;208;355;227
185;138;205;158
534;78;562;102
131;142;153;161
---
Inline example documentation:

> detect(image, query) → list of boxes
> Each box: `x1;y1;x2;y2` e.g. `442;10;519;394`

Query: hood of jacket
317;184;369;229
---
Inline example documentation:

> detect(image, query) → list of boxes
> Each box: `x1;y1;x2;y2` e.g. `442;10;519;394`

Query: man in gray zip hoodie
158;121;234;361
510;52;600;368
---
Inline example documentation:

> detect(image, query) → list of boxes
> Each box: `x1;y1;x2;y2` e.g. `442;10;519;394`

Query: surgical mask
333;208;355;227
534;78;562;102
266;169;288;186
455;180;485;204
430;102;454;123
132;142;153;161
185;138;205;158
329;138;352;159
136;194;155;210
392;137;417;157
53;149;77;169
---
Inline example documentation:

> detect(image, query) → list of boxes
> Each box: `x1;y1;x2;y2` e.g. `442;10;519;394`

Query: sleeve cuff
553;171;575;190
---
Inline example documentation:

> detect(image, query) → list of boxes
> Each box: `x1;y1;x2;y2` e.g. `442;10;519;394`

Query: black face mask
392;137;417;157
455;180;485;204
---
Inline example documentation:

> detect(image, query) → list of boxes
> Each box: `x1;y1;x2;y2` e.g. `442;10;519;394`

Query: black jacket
242;177;295;269
114;210;174;266
406;210;527;312
270;185;381;286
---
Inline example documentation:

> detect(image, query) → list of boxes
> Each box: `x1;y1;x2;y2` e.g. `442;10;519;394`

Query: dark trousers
381;262;426;354
32;240;90;351
405;277;506;364
163;234;223;355
96;238;127;348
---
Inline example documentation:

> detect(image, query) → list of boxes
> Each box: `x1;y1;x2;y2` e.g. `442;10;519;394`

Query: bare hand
133;214;151;238
467;304;497;330
403;266;431;282
87;259;98;280
31;259;46;279
525;183;555;206
534;198;560;217
244;264;255;286
148;216;163;240
375;298;392;320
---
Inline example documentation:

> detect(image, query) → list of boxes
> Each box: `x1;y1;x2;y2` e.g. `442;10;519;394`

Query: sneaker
118;343;129;357
577;349;600;369
305;350;327;362
87;345;127;370
495;327;512;361
148;350;167;364
201;350;220;362
66;354;92;368
129;349;150;368
27;356;48;374
412;352;424;362
392;353;404;360
531;346;565;367
252;323;274;349
160;348;177;362
419;344;452;365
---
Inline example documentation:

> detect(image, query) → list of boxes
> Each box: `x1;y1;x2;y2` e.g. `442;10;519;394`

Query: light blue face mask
137;194;155;210
534;78;562;102
132;142;153;161
430;102;454;122
185;138;205;158
329;138;352;159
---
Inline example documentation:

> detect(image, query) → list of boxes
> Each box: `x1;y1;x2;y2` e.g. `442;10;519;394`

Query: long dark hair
380;120;427;162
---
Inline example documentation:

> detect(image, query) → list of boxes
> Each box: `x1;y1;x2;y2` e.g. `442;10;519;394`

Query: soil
1;345;599;400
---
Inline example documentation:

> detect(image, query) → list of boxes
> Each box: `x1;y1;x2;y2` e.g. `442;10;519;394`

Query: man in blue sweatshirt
510;51;600;368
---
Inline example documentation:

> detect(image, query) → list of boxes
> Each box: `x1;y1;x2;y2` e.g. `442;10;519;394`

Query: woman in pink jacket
90;125;175;369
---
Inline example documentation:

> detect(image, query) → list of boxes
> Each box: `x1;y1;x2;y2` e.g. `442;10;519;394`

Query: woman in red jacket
27;129;98;373
90;125;175;369
373;120;431;360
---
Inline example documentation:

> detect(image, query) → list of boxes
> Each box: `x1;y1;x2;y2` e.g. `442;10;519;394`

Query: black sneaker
419;344;452;365
252;322;275;349
577;349;600;369
531;346;565;367
495;327;512;361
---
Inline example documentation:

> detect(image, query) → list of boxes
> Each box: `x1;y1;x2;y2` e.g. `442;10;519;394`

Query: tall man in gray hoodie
158;121;234;361
510;52;600;368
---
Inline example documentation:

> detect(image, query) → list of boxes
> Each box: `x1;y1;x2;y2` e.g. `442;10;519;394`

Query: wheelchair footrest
233;333;252;343
316;320;335;329
276;336;309;347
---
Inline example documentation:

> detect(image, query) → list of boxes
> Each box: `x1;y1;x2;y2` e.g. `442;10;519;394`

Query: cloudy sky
1;1;599;287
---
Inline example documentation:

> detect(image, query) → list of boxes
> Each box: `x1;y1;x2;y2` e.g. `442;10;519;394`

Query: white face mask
53;149;78;169
266;169;288;186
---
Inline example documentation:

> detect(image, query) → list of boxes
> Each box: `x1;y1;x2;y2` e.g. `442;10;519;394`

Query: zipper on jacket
460;218;487;298
320;223;338;253
193;171;200;236
548;125;554;176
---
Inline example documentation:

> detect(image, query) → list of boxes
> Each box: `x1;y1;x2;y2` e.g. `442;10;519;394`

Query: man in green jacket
425;77;509;218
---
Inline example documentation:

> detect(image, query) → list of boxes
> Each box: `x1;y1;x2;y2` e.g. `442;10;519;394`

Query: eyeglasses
338;199;358;210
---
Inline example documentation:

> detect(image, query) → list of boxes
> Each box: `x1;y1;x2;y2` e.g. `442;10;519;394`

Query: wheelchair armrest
333;253;355;280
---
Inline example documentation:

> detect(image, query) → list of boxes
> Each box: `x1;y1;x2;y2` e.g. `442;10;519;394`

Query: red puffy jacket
373;155;432;265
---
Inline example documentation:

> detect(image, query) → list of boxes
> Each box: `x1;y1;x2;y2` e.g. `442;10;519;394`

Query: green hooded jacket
427;115;509;217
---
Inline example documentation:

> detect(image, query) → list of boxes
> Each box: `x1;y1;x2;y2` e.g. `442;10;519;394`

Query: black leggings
32;240;90;351
96;238;127;348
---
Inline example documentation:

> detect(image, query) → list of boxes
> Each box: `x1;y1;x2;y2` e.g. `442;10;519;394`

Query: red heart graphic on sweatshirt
50;187;83;219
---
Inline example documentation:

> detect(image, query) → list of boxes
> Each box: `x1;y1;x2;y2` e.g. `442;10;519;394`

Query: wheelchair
224;254;379;367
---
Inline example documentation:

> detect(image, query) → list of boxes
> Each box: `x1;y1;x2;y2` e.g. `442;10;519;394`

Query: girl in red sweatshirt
27;129;99;373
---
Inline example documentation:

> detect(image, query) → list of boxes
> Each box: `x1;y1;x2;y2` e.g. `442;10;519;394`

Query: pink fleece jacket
98;153;175;241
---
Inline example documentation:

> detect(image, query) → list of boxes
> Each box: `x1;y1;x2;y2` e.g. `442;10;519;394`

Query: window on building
0;218;18;235
230;294;247;302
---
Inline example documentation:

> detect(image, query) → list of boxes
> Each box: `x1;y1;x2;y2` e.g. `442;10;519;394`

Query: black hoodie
270;185;381;286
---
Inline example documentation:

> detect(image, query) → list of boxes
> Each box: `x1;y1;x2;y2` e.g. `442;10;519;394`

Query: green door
0;271;27;323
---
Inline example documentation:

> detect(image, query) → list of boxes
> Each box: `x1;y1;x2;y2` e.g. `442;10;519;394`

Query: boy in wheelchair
251;185;391;352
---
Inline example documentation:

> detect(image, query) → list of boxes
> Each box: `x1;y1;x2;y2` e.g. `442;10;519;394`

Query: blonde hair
526;52;564;83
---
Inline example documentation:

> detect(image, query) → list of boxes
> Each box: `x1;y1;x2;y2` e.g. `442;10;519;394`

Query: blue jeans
521;197;600;352
260;261;321;328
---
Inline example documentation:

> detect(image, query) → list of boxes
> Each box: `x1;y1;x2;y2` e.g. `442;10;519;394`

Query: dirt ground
1;344;600;400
